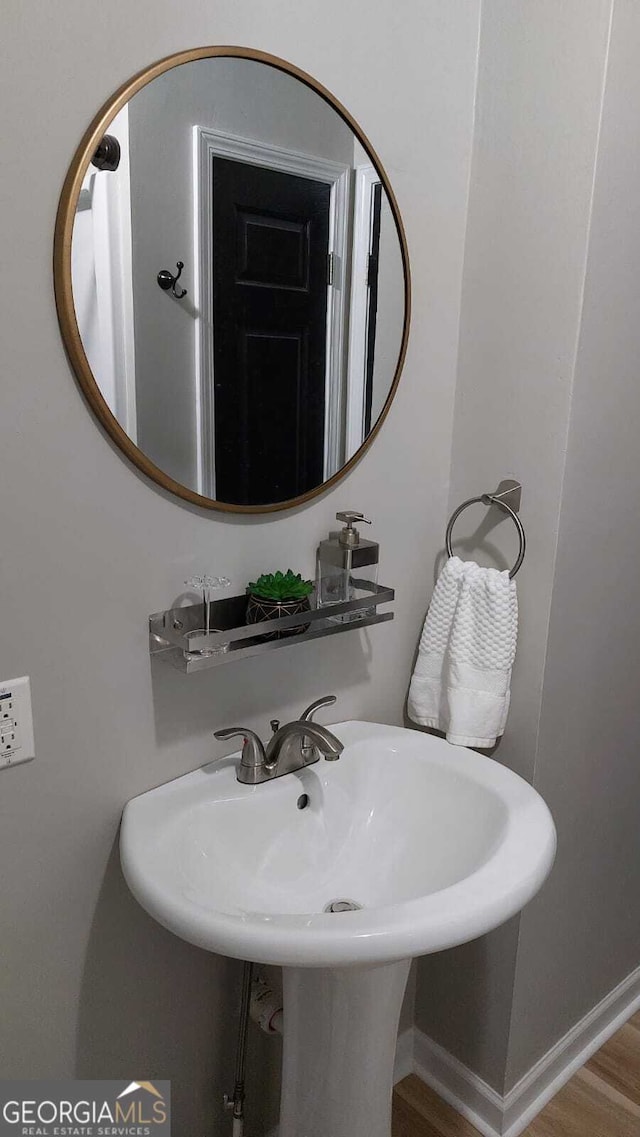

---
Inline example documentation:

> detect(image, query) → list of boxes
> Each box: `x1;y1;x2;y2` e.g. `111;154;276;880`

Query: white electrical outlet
0;676;35;770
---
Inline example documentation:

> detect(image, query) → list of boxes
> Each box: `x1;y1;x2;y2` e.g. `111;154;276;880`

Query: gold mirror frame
53;46;411;514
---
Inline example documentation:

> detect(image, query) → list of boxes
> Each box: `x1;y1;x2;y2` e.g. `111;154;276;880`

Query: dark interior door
212;157;331;505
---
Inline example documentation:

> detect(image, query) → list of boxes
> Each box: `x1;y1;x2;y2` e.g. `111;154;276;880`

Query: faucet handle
299;695;337;722
214;727;266;770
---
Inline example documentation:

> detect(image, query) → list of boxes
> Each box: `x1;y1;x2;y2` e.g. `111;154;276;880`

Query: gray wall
505;0;640;1087
6;0;638;1120
416;0;640;1102
0;1;480;1132
413;0;612;1094
414;0;612;1089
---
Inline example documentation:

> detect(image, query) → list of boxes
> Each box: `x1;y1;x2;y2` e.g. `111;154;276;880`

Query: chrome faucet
214;695;343;785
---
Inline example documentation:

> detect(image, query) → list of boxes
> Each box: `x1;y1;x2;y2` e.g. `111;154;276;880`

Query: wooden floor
392;1011;640;1137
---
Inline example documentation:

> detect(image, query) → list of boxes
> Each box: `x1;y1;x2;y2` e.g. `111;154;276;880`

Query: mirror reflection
70;55;407;506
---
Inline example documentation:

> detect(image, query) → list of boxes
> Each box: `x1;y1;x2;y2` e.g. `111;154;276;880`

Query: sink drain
323;898;363;913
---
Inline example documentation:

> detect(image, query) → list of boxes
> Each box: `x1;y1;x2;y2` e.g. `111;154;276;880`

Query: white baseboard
408;960;640;1137
412;1028;503;1137
502;960;640;1136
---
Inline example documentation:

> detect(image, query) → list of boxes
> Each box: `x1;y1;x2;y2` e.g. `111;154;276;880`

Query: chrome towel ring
445;480;526;579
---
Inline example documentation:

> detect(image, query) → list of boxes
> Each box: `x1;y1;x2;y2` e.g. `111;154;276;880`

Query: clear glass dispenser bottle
316;511;379;622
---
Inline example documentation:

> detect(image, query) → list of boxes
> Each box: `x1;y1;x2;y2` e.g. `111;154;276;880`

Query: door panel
237;211;309;289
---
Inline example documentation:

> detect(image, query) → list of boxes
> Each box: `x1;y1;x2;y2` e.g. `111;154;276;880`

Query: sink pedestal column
279;958;411;1137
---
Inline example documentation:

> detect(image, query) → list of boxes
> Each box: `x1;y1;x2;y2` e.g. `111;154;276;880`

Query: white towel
408;556;518;748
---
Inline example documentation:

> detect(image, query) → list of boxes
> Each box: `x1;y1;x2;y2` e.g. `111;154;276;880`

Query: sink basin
121;720;555;968
120;720;555;1137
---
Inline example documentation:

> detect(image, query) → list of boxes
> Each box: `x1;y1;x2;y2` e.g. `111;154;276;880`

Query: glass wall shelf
149;580;394;673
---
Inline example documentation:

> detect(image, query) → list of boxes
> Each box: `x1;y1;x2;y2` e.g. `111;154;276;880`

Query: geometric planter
245;593;312;641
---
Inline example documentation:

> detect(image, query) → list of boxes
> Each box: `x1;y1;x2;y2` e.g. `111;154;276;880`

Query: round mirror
54;48;410;513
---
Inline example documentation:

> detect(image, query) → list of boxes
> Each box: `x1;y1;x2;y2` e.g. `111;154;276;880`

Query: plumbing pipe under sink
250;973;284;1035
228;971;282;1136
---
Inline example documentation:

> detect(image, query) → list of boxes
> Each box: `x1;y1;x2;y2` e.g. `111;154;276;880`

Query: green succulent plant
248;570;314;601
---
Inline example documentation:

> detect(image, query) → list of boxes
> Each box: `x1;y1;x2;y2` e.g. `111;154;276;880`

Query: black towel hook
157;261;187;299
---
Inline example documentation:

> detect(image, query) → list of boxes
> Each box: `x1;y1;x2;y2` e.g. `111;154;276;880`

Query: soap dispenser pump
316;511;379;620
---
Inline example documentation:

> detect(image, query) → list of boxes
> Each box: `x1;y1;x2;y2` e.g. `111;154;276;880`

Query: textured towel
408;557;518;748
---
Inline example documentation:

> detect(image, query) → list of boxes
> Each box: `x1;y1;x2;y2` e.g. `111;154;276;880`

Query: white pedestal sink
121;721;555;1137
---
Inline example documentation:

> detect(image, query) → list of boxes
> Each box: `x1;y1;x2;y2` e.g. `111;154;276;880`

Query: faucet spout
265;720;343;771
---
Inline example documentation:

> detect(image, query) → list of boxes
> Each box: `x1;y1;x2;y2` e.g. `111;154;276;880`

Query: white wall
71;105;134;424
71;105;133;418
0;1;480;1132
414;0;613;1094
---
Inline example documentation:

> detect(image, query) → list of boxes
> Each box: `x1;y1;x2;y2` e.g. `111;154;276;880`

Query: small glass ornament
183;574;232;661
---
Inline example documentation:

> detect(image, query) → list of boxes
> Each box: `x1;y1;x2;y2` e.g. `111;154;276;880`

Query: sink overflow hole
323;899;363;913
297;794;310;810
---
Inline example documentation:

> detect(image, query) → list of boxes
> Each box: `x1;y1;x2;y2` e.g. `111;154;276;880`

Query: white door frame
194;126;351;497
345;164;379;460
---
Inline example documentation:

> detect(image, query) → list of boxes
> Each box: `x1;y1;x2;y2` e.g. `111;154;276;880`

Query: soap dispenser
316;511;379;621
